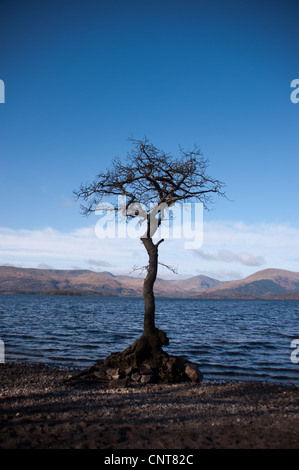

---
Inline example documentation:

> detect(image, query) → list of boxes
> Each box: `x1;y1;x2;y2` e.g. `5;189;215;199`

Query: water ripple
0;295;298;384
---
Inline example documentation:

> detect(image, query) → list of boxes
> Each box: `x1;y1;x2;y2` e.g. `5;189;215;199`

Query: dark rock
131;372;141;382
140;366;153;375
184;362;203;383
140;374;154;384
124;366;133;376
93;369;107;380
106;368;120;380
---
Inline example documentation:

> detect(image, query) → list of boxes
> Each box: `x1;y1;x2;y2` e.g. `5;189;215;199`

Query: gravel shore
0;362;298;449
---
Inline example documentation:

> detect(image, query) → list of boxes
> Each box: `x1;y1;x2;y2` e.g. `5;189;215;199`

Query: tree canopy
74;137;225;220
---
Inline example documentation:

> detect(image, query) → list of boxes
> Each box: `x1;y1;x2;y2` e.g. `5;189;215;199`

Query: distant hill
170;274;223;294
192;268;299;299
0;266;298;299
0;266;223;297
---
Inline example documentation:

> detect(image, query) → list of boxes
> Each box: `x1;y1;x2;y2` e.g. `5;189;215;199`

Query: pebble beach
0;362;298;449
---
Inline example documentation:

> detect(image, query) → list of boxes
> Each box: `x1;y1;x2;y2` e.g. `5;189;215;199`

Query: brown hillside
193;268;299;298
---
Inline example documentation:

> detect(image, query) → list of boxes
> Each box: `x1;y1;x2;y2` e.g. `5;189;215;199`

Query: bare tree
73;137;225;384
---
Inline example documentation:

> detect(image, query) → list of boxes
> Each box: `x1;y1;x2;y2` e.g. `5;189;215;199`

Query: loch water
0;294;298;384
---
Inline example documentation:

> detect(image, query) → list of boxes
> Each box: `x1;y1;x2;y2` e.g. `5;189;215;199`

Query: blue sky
0;0;298;279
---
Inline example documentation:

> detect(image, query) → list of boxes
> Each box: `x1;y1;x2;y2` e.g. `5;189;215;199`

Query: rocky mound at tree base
67;330;203;387
67;355;203;388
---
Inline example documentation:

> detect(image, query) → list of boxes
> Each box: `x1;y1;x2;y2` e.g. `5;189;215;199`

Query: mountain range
0;266;299;299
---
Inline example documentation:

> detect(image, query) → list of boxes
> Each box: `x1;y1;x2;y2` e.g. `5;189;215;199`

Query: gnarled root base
67;329;203;388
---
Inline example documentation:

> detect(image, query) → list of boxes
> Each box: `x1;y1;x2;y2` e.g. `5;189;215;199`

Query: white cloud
193;248;265;266
0;220;298;280
0;226;147;274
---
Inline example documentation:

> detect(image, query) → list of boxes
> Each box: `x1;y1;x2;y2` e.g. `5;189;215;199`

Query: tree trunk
142;237;159;336
140;237;168;348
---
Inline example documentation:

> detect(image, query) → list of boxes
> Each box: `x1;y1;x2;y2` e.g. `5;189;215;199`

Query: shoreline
1;291;299;299
0;362;298;449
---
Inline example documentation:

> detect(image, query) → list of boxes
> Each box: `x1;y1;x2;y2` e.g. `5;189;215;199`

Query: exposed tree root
66;329;203;388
